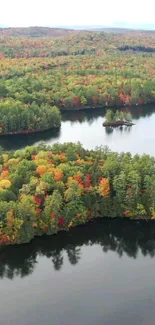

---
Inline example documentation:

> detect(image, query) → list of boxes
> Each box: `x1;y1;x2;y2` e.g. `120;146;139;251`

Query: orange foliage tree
36;165;47;176
98;178;110;198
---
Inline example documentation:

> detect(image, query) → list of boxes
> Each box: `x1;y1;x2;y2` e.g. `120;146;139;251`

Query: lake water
1;105;155;156
1;105;155;325
1;218;155;325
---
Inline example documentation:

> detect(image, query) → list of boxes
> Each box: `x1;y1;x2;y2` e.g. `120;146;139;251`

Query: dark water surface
1;106;155;325
1;218;155;325
1;105;155;155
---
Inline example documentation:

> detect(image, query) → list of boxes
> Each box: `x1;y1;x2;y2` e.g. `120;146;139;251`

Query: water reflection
62;105;155;123
62;108;106;123
0;105;155;153
105;126;132;134
0;127;61;151
1;218;155;279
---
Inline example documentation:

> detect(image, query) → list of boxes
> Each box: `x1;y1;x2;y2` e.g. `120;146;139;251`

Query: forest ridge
0;26;82;38
0;26;155;38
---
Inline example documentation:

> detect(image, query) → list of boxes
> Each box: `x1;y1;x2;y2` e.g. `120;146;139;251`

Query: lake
1;218;155;325
0;105;155;156
1;105;155;325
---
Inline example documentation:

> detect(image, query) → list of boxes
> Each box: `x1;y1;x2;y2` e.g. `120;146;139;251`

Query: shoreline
0;102;154;137
103;120;135;127
61;102;155;112
0;125;60;137
0;215;153;248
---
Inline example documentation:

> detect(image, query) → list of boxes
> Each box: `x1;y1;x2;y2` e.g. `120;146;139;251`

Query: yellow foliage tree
2;154;8;163
7;158;19;166
34;158;49;166
151;208;155;219
0;179;11;189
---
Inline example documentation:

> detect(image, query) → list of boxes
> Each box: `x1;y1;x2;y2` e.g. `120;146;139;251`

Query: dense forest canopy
0;30;155;121
0;30;155;58
0;142;155;246
0;100;61;134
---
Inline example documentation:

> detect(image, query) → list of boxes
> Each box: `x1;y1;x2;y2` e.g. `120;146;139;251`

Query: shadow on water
0;127;61;151
1;218;155;279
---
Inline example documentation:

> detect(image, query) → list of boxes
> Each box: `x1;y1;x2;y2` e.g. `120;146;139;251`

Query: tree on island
104;110;133;126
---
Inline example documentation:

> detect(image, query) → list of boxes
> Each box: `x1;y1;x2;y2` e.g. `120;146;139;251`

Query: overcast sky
0;0;154;27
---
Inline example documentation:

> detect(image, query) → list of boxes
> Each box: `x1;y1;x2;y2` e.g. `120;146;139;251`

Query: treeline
0;27;79;38
0;142;155;246
0;100;61;134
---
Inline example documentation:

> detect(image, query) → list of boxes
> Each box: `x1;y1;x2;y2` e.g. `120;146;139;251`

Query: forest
0;142;155;246
0;29;155;246
0;30;155;134
0;100;61;134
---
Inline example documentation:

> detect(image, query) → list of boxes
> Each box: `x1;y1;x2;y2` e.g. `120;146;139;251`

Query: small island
103;109;135;127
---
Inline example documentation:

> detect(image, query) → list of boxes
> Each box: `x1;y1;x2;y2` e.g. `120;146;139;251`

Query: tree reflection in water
1;218;155;279
105;127;113;134
105;125;132;135
62;105;155;124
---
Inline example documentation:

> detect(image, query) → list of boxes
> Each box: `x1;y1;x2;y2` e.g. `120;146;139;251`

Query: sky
0;0;155;27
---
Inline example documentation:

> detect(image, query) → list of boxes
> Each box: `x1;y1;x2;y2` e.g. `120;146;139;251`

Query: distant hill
0;25;155;39
56;25;130;33
0;26;81;38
